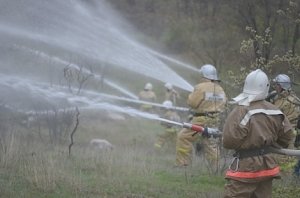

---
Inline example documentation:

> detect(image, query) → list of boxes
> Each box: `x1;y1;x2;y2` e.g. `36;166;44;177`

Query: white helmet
164;82;173;90
162;100;173;109
232;69;270;106
199;64;219;81
272;74;291;90
144;83;153;91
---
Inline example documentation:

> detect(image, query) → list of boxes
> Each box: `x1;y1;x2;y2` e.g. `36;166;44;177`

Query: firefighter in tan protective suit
164;83;180;106
154;100;181;151
269;74;300;141
223;69;294;198
138;83;157;112
268;74;300;174
175;64;227;167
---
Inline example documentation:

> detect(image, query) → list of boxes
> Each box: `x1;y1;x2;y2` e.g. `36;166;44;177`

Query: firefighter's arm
222;108;248;149
174;90;180;99
187;86;204;109
277;116;295;148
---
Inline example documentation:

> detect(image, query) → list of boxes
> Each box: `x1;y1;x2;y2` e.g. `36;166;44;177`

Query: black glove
202;127;211;138
187;114;193;122
202;127;220;138
295;134;300;148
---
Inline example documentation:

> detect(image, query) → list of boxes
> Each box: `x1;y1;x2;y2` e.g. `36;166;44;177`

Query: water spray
146;49;199;72
95;92;190;112
16;45;139;99
0;0;196;92
85;103;221;137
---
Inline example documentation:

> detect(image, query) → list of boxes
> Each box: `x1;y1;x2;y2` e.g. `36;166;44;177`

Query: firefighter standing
269;74;300;174
154;100;181;151
138;82;157;112
175;64;227;167
223;69;294;198
269;74;300;143
164;83;180;106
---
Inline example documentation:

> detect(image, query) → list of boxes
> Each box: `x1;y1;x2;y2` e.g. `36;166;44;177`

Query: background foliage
110;0;300;91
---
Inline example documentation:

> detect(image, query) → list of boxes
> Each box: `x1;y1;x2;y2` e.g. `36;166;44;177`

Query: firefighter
175;64;227;167
269;74;300;142
223;69;294;198
154;100;181;151
269;74;300;175
138;82;157;112
164;82;180;106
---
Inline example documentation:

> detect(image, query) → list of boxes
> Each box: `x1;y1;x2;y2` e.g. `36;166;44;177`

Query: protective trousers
140;104;154;113
223;179;272;198
175;115;219;166
154;128;177;149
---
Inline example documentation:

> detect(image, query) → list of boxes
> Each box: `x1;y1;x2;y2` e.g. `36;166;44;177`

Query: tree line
110;0;300;87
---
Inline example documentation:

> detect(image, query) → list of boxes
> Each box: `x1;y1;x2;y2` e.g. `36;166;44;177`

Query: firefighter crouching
138;82;157;112
223;69;294;198
154;100;181;151
175;64;227;167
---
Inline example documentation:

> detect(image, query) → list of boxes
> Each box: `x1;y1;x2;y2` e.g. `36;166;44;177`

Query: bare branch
68;107;80;157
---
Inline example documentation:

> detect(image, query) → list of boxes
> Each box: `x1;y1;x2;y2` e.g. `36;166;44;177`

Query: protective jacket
270;90;300;128
223;100;293;182
165;89;179;106
138;90;157;110
187;81;226;115
161;110;181;128
138;90;156;102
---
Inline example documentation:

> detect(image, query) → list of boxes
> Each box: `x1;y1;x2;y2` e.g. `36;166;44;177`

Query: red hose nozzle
182;123;221;137
183;122;204;132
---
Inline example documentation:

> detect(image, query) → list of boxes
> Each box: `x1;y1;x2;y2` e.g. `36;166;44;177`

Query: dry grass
0;110;229;197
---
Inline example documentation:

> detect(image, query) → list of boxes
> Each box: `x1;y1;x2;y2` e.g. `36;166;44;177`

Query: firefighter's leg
154;131;168;149
294;128;300;148
165;128;177;151
155;128;176;149
294;160;300;176
175;128;198;166
224;179;257;198
252;179;272;198
202;137;218;168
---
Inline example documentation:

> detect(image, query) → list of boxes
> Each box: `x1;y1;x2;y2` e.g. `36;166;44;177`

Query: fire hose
267;147;300;157
160;119;300;157
159;118;222;137
182;122;221;137
185;123;300;157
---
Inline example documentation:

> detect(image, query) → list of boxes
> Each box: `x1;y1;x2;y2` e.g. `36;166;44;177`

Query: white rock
90;139;114;150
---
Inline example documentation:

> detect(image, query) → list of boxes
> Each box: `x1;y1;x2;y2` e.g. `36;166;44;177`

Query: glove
202;127;211;138
202;127;220;138
186;114;193;122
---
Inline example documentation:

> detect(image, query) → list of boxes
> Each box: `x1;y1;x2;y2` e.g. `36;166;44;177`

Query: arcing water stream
0;72;184;130
0;0;205;124
16;45;139;99
0;0;194;94
0;73;186;120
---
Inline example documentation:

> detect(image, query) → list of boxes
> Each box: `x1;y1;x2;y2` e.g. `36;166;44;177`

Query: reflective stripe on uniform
205;92;225;101
226;166;280;179
165;128;177;133
141;104;152;109
178;148;189;154
240;109;283;126
154;143;161;148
